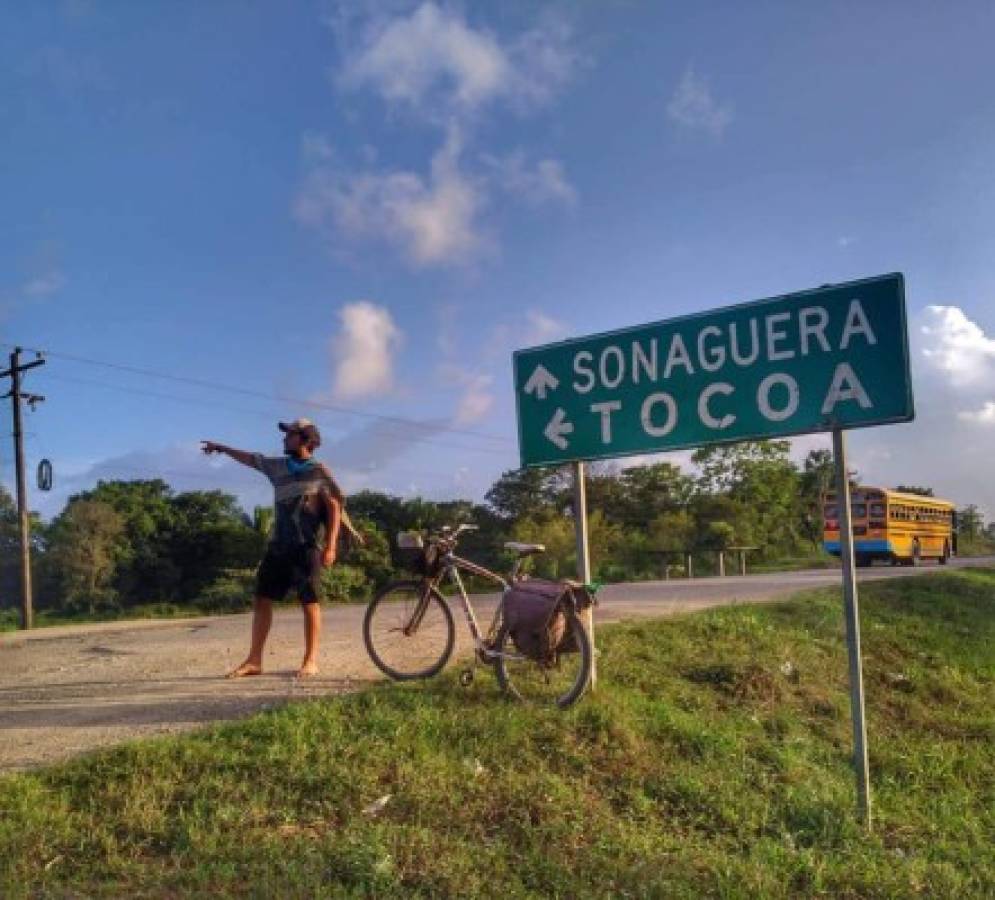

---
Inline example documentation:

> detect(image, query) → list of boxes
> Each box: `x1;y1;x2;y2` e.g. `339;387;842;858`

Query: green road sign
513;273;914;467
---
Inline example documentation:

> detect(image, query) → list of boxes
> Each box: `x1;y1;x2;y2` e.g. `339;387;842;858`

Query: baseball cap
279;417;321;448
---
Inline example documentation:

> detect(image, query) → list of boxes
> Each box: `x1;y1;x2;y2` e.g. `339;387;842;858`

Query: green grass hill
2;569;993;897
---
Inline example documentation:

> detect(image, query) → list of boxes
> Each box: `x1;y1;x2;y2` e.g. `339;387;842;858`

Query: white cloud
296;127;488;267
667;66;733;138
0;268;66;322
323;415;448;481
480;308;569;364
840;303;995;519
455;374;494;425
296;133;579;266
341;2;508;111
301;131;335;163
505;13;578;110
22;270;66;297
919;304;995;388
485;151;578;207
331;301;403;399
438;363;495;425
337;2;575;119
524;309;568;345
958;402;995;426
303;6;579;267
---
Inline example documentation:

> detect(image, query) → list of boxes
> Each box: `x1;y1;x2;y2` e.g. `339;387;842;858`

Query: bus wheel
939;541;950;565
855;554;871;568
911;540;922;567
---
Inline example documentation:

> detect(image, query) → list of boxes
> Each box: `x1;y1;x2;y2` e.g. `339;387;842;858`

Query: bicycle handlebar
432;523;478;546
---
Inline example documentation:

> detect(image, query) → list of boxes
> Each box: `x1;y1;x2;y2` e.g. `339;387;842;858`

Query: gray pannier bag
501;579;570;663
557;581;596;654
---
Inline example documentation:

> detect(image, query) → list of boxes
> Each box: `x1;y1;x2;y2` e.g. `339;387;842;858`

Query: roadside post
832;428;872;826
572;461;595;688
728;546;758;576
513;272;913;826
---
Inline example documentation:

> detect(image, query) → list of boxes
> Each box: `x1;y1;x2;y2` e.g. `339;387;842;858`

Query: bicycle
362;524;594;709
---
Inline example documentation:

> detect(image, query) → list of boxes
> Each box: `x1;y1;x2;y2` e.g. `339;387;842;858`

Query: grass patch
0;598;339;633
0;603;208;633
748;551;839;574
2;570;994;897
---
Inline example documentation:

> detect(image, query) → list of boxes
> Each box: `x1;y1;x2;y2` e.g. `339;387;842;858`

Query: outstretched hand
201;441;225;455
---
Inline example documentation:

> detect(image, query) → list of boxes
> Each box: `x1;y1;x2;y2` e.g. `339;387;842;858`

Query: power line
42;373;283;421
17;428;474;493
12;450;469;497
38;371;511;457
1;341;513;446
1;343;512;512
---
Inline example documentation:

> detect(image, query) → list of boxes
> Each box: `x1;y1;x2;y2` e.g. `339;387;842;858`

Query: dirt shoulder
2;561;986;772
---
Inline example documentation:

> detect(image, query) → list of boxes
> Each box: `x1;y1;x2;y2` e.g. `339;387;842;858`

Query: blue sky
3;1;995;519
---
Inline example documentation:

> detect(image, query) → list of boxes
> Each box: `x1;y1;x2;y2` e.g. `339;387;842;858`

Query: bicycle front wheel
493;607;592;709
363;580;455;681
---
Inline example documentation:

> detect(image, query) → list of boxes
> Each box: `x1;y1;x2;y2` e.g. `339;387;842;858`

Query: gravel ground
2;558;987;771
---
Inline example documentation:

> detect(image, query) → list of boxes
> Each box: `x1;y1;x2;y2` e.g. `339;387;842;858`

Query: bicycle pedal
458;669;475;687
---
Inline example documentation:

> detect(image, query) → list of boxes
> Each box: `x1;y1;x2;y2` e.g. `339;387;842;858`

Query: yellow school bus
823;487;956;567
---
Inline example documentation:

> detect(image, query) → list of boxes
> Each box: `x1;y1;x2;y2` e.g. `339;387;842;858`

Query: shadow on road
0;677;367;731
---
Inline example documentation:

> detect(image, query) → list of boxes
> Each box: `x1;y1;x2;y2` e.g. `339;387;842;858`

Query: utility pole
1;348;46;630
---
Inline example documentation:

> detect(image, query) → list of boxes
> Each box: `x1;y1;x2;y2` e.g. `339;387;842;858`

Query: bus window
870;502;886;518
851;503;868;519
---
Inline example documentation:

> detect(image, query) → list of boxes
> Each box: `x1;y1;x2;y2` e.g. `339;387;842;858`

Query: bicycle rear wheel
363;580;455;681
493;607;592;709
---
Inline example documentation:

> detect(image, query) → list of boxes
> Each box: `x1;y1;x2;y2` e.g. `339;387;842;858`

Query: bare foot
295;661;319;679
226;661;263;679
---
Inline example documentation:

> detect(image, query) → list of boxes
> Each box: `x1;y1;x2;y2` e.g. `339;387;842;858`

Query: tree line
1;440;992;618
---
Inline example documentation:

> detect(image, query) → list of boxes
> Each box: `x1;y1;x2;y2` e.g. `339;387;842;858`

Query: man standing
202;418;356;678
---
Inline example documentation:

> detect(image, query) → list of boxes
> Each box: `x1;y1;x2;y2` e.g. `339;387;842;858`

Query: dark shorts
255;544;323;604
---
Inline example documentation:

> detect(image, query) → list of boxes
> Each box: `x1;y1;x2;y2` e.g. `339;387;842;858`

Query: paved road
1;557;989;771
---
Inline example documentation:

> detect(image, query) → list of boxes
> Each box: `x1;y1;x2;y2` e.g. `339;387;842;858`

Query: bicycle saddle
504;541;546;556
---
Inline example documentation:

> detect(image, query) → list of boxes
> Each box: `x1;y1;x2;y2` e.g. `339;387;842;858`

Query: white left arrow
544;407;574;450
524;363;559;400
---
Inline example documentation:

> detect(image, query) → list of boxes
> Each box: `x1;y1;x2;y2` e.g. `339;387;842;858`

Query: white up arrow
544;407;574;450
524;363;559;400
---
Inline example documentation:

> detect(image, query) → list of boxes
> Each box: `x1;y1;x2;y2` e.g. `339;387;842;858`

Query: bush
194;569;255;613
62;589;121;617
596;561;628;583
320;564;370;602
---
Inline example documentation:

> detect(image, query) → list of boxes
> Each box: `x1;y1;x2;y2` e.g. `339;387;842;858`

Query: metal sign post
512;273;913;821
571;461;595;689
832;428;872;828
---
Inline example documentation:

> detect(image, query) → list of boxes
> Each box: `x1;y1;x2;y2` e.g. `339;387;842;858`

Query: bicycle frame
421;549;522;662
